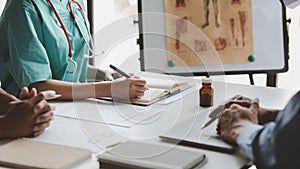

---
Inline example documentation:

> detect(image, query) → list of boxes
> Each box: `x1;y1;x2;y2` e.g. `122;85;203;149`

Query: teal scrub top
0;0;90;96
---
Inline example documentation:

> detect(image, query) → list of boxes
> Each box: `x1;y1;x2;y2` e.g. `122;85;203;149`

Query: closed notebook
98;141;206;169
0;138;91;169
100;77;191;106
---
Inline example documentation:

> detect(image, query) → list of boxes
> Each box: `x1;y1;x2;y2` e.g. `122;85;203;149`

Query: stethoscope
47;0;96;73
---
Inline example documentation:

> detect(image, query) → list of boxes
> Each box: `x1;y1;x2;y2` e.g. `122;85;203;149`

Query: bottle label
200;93;213;107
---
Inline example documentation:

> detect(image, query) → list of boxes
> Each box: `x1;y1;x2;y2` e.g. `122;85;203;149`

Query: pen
9;94;62;105
109;64;131;78
201;95;243;129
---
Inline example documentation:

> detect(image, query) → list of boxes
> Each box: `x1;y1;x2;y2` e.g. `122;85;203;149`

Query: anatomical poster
165;0;254;66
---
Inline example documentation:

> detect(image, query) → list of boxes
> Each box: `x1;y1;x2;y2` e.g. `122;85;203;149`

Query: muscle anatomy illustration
202;0;220;28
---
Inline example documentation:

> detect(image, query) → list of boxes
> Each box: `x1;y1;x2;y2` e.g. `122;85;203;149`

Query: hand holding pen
109;64;147;99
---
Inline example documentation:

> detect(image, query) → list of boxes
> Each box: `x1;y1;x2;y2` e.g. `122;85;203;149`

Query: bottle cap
202;78;212;84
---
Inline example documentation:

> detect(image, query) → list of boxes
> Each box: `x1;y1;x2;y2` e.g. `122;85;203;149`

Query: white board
138;0;289;75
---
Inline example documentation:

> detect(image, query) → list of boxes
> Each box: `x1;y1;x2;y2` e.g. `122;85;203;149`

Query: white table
0;74;297;169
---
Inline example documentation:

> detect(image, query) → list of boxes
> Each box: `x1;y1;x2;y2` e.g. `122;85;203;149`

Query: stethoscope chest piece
67;59;77;73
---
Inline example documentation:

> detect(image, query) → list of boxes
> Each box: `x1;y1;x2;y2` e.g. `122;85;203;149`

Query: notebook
159;114;238;153
98;141;206;169
100;77;191;106
0;138;92;169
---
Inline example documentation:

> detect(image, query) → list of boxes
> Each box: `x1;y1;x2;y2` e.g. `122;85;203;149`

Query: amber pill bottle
200;78;214;107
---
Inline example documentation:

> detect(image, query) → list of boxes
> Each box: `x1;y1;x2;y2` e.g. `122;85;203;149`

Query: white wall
278;7;300;90
93;0;140;73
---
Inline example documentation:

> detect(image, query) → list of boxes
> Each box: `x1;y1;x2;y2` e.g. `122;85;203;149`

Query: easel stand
266;73;277;87
249;73;277;87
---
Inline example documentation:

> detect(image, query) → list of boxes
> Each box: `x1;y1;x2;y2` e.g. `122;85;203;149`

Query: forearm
30;80;112;100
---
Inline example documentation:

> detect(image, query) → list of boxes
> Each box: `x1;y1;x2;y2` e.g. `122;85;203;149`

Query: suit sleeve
237;92;300;168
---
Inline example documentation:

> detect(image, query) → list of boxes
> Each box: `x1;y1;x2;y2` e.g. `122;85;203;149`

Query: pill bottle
200;78;214;107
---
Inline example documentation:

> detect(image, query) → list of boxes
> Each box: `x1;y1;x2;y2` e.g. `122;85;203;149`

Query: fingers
130;79;147;97
29;90;56;106
224;101;258;122
29;91;55;115
225;95;252;109
131;78;146;86
20;90;55;116
19;87;38;100
33;100;55;115
217;98;260;144
32;121;51;137
19;87;30;99
135;84;147;92
249;98;259;115
35;110;54;123
33;130;45;137
30;88;38;98
32;110;54;137
111;78;147;98
29;93;45;107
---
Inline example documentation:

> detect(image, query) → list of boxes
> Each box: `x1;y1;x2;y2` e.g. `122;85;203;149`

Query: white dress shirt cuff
237;124;264;160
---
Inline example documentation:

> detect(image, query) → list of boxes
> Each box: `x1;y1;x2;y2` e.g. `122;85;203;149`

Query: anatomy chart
165;0;254;66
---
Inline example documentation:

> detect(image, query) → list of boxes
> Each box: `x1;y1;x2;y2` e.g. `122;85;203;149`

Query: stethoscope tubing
47;0;96;60
47;0;73;58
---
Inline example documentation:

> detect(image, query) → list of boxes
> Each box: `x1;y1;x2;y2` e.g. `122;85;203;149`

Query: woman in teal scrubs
0;0;146;100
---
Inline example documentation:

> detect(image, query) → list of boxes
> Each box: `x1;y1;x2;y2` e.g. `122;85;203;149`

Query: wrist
232;120;255;142
258;108;280;124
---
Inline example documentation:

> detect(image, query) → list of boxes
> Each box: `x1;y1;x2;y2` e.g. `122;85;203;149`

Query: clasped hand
216;95;280;144
2;88;55;138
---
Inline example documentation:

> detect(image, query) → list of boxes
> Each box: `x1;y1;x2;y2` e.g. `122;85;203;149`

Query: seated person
0;0;146;100
217;93;300;169
0;87;54;138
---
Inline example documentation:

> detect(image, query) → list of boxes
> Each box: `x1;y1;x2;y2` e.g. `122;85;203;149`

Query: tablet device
160;114;238;153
